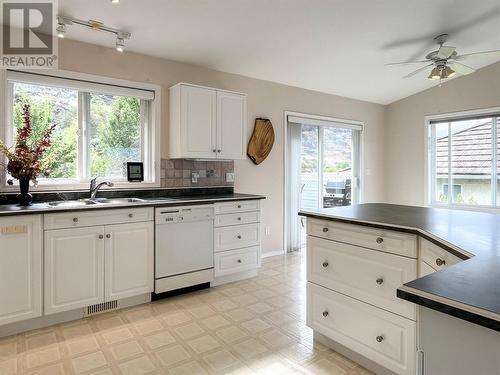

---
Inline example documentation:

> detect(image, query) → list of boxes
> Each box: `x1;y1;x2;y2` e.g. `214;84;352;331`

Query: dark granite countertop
0;191;265;216
299;203;500;331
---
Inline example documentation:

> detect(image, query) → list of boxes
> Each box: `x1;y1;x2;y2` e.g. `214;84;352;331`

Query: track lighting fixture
111;0;120;3
56;15;131;52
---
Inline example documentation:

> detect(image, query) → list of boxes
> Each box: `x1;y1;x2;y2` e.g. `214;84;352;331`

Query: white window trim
0;69;161;192
424;106;500;212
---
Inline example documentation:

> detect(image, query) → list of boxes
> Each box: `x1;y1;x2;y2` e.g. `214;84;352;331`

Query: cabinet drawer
307;218;417;258
44;207;154;230
214;200;260;214
214;211;260;227
307;236;417;320
214;246;260;276
307;282;416;375
420;238;463;271
215;223;260;252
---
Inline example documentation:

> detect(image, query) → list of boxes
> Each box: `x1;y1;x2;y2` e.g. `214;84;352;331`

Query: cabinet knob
322;310;329;317
322;261;329;268
322;227;329;233
73;217;78;223
98;234;104;239
106;234;111;239
376;335;384;343
217;149;221;153
237;217;242;221
376;237;384;244
212;149;217;153
237;235;242;239
237;259;242;263
237;205;242;208
376;278;384;285
435;258;446;267
128;213;133;218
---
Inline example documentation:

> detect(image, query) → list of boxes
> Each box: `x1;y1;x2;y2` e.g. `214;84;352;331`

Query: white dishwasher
155;205;214;294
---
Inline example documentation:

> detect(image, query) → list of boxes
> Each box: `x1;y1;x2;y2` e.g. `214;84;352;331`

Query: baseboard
0;293;151;339
261;249;285;258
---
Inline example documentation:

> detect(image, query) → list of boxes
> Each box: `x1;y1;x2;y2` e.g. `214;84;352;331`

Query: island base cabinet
44;227;105;315
307;282;416;375
105;222;154;301
0;215;42;326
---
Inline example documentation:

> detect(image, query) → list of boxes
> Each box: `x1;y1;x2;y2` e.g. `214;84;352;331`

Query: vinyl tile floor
0;252;372;375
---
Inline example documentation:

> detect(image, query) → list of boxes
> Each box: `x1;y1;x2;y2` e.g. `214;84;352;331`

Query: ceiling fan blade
455;50;500;60
449;62;475;75
402;63;434;78
385;60;428;66
436;45;456;59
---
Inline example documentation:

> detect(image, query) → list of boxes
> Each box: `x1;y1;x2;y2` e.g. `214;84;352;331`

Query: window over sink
2;70;160;190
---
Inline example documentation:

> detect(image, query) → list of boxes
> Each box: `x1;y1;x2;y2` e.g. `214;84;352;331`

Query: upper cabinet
169;83;247;159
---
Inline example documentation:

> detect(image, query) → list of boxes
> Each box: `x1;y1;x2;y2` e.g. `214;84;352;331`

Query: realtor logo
1;0;58;68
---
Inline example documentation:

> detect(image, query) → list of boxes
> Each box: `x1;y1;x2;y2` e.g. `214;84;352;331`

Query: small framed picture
127;162;144;182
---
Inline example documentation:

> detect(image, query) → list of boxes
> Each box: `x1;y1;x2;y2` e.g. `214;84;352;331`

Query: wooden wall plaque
247;118;275;165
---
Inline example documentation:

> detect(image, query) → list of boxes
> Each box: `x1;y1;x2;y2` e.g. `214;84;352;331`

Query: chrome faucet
89;177;114;199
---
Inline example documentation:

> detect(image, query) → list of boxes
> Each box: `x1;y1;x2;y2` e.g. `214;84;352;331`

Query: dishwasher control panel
155;205;214;223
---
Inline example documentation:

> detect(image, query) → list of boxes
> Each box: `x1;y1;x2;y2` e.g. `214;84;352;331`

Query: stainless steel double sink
46;197;149;208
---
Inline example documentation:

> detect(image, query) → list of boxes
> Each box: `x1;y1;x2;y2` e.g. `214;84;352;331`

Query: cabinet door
216;91;247;160
44;226;105;315
181;85;217;158
0;215;42;326
105;222;154;301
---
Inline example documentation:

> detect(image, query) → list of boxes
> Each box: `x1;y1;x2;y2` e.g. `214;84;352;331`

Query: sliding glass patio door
286;115;362;251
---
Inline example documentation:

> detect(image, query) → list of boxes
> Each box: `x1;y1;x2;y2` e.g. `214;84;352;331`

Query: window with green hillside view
7;75;154;186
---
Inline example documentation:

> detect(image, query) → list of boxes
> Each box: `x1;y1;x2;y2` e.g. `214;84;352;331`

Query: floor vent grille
84;300;119;317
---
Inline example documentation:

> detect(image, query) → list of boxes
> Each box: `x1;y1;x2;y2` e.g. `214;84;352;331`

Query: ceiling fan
386;34;500;80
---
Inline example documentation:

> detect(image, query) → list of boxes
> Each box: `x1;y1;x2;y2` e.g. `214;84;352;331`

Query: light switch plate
226;172;235;182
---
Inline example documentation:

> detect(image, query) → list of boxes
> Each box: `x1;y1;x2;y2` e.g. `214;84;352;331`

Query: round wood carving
247;118;275;165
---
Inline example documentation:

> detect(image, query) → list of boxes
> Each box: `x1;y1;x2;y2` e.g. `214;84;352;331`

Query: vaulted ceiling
58;0;500;104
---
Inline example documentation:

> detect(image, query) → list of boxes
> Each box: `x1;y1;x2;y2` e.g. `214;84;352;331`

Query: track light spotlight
116;37;125;52
56;22;66;38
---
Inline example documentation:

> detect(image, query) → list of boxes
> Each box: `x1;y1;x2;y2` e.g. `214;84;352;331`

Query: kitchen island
300;203;500;375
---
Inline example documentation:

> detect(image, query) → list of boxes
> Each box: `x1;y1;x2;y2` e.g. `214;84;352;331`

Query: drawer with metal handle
214;246;260;277
214;200;260;215
307;282;416;375
307;218;417;258
44;207;153;230
214;211;260;227
307;236;417;320
214;223;260;252
419;237;464;272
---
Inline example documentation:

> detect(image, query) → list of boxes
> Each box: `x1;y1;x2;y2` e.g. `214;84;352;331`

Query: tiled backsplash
160;159;234;188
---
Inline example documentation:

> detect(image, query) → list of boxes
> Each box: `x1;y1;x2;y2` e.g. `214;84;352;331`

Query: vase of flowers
0;104;55;206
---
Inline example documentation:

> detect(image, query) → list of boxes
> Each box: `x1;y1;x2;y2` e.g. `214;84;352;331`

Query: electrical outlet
265;226;270;236
226;172;235;182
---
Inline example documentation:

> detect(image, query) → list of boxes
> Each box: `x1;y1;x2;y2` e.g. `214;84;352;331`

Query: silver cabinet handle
322;261;329;268
106;234;111;239
376;335;384;343
322;227;329;233
237;235;242;239
322;310;329;317
435;258;446;267
73;217;78;223
98;234;104;239
376;278;384;285
376;237;384;244
128;213;133;218
237;259;242;263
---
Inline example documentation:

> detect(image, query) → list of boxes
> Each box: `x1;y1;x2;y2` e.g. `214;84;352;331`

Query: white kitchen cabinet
105;222;154;301
169;83;247;160
0;215;42;326
44;226;105;315
217;90;247;159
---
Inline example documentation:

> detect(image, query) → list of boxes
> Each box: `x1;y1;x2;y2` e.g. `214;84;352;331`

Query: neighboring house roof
436;121;494;177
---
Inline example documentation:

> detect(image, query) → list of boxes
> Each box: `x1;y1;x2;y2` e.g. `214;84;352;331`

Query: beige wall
58;39;386;255
385;62;500;206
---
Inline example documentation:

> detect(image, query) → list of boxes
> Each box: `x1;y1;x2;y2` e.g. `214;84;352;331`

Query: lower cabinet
0;215;42;326
44;219;154;315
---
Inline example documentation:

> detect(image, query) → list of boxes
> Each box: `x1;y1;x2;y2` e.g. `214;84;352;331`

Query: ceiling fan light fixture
443;65;456;79
428;66;441;80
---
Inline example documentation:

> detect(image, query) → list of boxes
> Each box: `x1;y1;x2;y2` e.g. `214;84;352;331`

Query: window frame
425;107;500;211
0;69;161;192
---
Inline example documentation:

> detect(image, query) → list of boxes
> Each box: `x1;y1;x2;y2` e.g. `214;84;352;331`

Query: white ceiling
58;0;500;104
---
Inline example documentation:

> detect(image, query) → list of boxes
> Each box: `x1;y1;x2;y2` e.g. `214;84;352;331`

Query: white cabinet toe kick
304;217;465;375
